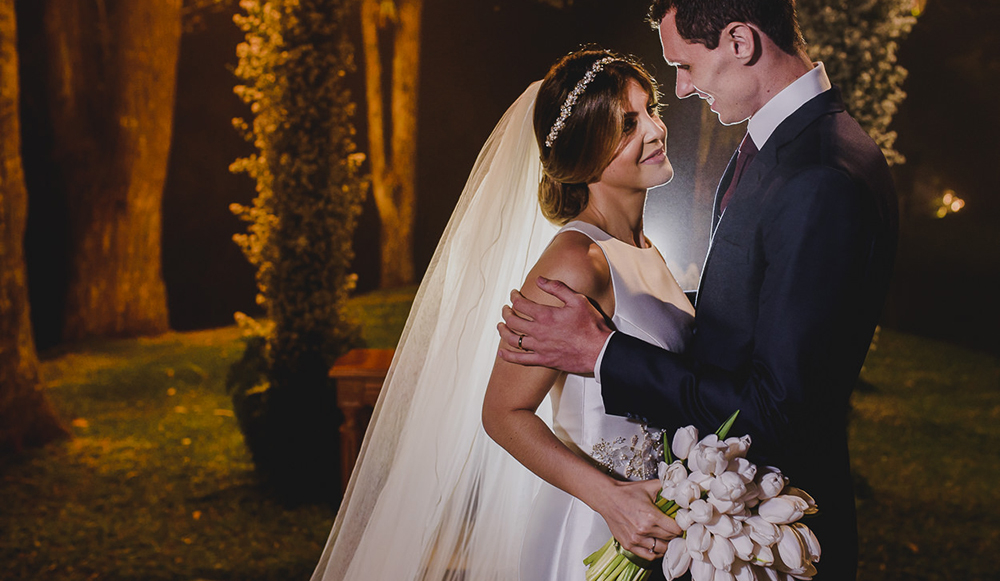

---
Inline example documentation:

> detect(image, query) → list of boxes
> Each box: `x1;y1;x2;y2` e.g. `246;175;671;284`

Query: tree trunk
43;0;182;340
0;0;70;456
361;0;421;288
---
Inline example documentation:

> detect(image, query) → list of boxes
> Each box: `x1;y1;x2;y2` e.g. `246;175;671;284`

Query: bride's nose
643;117;666;145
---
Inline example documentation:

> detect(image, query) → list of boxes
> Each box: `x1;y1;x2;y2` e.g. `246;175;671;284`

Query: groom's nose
674;69;696;99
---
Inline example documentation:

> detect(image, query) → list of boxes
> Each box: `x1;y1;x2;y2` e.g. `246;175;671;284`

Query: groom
499;1;897;579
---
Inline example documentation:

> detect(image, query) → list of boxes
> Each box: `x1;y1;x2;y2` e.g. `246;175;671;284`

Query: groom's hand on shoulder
497;277;612;374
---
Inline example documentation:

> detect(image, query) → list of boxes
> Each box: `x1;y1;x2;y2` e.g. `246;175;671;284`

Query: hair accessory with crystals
544;56;618;149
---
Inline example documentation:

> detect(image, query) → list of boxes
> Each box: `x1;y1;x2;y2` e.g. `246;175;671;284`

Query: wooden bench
329;348;394;493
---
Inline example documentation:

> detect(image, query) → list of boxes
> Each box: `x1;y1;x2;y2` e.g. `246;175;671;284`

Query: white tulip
729;457;758;483
708;535;736;571
783;487;818;515
690;556;717;581
745;515;781;547
663;537;693;580
752;565;788;580
729;530;755;561
791;523;821;562
673;480;703;508
709;496;745;515
752;542;775;566
672;425;699;460
687;523;712;554
731;560;756;581
691;435;730;476
711;471;748;501
662;460;689;487
758;495;809;524
690;470;715;491
675;508;695;530
690;499;716;524
774;525;817;579
756;469;786;500
724;435;752;459
706;512;742;538
741;481;761;506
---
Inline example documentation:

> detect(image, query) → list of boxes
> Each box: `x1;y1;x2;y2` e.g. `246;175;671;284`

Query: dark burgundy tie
720;133;758;213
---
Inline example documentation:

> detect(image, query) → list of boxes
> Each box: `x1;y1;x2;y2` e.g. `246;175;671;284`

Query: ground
0;291;996;580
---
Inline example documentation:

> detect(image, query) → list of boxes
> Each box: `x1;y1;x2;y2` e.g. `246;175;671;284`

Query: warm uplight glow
935;189;966;218
911;0;927;16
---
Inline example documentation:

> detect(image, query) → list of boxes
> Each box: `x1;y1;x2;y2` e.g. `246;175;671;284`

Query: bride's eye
623;113;638;134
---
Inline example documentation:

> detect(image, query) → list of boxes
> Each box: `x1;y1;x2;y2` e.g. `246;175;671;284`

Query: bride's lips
641;148;666;164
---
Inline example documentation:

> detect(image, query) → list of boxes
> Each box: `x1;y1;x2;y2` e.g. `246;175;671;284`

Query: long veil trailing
312;81;559;580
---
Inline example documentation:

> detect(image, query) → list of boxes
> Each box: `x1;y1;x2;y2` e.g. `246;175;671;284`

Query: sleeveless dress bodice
519;221;695;580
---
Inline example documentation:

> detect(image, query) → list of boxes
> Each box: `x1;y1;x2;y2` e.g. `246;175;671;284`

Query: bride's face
595;80;673;192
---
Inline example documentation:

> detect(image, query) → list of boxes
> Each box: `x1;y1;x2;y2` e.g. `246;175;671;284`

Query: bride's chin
651;165;674;188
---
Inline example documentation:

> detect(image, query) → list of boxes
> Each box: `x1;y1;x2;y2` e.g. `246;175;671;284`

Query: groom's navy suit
601;87;897;580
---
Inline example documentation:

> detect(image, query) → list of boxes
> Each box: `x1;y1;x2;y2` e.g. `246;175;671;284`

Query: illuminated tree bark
0;0;69;455
42;0;182;340
361;0;422;288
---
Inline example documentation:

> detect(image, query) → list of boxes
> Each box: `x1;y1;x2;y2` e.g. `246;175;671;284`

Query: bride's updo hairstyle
534;49;659;225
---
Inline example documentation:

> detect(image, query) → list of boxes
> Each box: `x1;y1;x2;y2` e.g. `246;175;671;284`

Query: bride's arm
482;233;679;558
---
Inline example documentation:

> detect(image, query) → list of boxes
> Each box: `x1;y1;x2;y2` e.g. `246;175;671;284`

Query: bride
312;49;692;581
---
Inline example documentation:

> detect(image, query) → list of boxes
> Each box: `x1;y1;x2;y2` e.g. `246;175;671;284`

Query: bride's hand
590;478;680;560
497;277;612;374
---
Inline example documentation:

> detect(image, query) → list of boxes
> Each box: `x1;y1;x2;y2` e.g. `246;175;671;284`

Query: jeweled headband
544;56;619;149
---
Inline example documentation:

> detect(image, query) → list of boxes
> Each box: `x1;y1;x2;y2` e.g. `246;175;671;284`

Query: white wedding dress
312;81;694;581
519;220;694;581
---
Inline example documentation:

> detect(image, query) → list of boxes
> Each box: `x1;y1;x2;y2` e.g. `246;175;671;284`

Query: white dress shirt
593;63;833;383
746;62;832;150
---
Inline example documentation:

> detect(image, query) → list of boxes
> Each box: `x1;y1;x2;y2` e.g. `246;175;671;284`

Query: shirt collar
747;62;832;149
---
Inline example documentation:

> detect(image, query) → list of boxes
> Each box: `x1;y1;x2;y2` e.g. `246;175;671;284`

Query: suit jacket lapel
712;148;740;233
696;88;848;305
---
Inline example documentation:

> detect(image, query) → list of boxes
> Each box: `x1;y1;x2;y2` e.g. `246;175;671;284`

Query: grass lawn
850;330;1000;580
0;289;997;580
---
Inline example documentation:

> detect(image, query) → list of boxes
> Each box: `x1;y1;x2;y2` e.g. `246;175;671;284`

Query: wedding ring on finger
650;538;656;554
518;334;524;350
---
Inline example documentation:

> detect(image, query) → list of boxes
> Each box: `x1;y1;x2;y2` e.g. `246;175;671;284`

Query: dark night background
22;0;1000;356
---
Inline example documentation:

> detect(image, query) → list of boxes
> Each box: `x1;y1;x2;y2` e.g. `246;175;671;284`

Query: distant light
935;188;966;218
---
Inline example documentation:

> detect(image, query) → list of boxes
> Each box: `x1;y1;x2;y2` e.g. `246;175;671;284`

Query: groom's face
658;10;753;125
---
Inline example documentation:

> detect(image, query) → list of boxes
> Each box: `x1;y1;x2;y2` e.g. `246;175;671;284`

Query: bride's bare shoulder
520;230;611;308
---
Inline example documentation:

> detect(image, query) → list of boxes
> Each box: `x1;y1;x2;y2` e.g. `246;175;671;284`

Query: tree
360;0;422;288
0;0;69;456
798;0;917;165
40;0;182;341
229;0;367;500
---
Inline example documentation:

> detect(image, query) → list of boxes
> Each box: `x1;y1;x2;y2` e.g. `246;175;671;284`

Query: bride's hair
534;49;658;225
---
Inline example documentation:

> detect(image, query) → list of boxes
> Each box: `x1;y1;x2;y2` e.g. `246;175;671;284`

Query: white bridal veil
312;81;558;580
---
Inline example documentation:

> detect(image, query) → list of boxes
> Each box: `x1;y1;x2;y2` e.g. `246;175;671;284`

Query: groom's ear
724;22;761;66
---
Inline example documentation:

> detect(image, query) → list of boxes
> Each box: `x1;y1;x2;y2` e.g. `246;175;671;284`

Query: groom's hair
647;0;804;55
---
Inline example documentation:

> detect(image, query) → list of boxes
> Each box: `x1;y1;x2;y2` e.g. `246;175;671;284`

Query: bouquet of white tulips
583;412;822;581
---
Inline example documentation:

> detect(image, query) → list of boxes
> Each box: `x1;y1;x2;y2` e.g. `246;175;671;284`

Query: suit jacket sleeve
601;167;877;457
